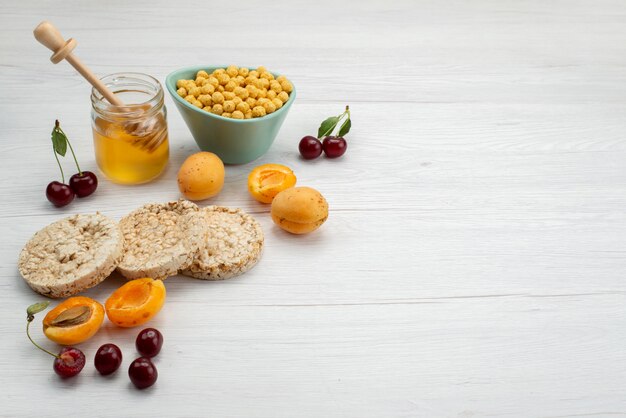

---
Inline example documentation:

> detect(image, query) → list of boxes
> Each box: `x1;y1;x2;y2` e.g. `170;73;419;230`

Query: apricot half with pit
105;278;166;328
43;296;105;345
271;186;328;234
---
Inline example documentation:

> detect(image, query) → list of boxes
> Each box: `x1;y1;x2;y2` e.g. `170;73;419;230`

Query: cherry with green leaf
47;120;98;207
299;106;351;159
26;301;86;378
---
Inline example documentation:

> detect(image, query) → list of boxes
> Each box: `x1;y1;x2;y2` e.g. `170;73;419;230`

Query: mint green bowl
165;66;296;164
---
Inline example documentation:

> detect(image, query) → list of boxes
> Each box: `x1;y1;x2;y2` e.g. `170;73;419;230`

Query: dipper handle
33;21;123;106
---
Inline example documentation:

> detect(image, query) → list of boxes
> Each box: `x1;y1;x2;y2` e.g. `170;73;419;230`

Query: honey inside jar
91;73;169;185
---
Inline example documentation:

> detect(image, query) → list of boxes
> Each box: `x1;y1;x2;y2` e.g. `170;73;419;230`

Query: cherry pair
46;120;98;207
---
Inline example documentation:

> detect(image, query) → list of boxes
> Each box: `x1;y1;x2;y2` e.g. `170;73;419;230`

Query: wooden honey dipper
33;21;166;152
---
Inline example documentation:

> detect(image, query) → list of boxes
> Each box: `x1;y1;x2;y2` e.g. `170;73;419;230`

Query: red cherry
136;328;163;358
53;347;86;378
129;357;158;389
322;136;347;158
46;181;75;207
94;343;123;375
299;136;323;159
69;171;98;198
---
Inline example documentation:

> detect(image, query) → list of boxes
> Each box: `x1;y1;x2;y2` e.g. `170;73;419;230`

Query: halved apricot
247;163;297;203
43;296;105;345
105;278;166;328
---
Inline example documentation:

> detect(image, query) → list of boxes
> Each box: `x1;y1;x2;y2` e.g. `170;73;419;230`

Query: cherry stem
55;120;82;176
52;142;65;184
26;318;59;359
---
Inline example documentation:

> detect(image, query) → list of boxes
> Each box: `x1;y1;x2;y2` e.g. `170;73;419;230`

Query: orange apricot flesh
105;278;166;328
248;163;297;203
43;296;105;345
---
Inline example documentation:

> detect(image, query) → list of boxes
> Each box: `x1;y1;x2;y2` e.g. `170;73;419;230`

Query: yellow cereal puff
189;86;202;97
272;98;283;109
249;70;259;78
260;78;270;89
276;75;287;82
217;73;230;85
244;111;252;119
244;76;257;85
257;98;270;106
270;80;282;93
197;70;210;78
212;91;225;104
223;91;236;101
217;85;225;92
231;110;244;119
176;79;190;89
256;88;267;99
252;106;266;117
225;80;237;92
193;100;203;108
239;67;249;77
257;66;267;73
226;65;239;77
184;95;196;103
203;106;212;112
201;84;215;95
222;112;232;118
234;86;249;99
253;79;264;90
278;91;289;103
232;96;243;105
198;94;213;106
207;77;219;88
177;87;187;97
267;90;277;100
236;101;250;113
245;97;256;107
213;68;226;75
195;77;207;86
211;103;224;115
261;72;274;81
235;75;245;85
245;84;258;98
223;100;236;113
262;101;276;114
280;80;293;93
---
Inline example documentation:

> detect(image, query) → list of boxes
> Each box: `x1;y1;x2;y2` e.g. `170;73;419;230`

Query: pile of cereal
176;66;293;119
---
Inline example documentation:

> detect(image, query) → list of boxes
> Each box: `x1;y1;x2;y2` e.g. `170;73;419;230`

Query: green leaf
27;301;50;316
338;118;351;137
318;116;340;138
51;128;67;157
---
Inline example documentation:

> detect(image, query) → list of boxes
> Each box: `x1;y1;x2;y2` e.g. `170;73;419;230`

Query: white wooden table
2;1;626;416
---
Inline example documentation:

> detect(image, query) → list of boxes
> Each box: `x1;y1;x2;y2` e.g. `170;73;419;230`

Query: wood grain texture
2;0;626;417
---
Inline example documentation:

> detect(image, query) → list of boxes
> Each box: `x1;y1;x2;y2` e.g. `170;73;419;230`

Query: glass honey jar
91;73;169;184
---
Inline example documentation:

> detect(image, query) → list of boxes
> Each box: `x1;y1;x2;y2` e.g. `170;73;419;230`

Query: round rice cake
182;206;263;280
18;213;124;298
117;200;208;280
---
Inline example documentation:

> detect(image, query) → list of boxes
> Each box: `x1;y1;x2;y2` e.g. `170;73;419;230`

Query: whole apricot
270;187;328;234
105;278;166;328
177;152;225;200
43;296;105;345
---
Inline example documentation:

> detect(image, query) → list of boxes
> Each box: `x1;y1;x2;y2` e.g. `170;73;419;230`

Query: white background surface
1;1;626;417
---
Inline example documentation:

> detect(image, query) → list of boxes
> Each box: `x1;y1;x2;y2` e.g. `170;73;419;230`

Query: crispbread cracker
182;206;263;280
117;200;208;280
18;213;124;298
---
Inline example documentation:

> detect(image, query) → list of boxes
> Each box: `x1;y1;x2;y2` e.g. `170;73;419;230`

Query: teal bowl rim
165;65;296;124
